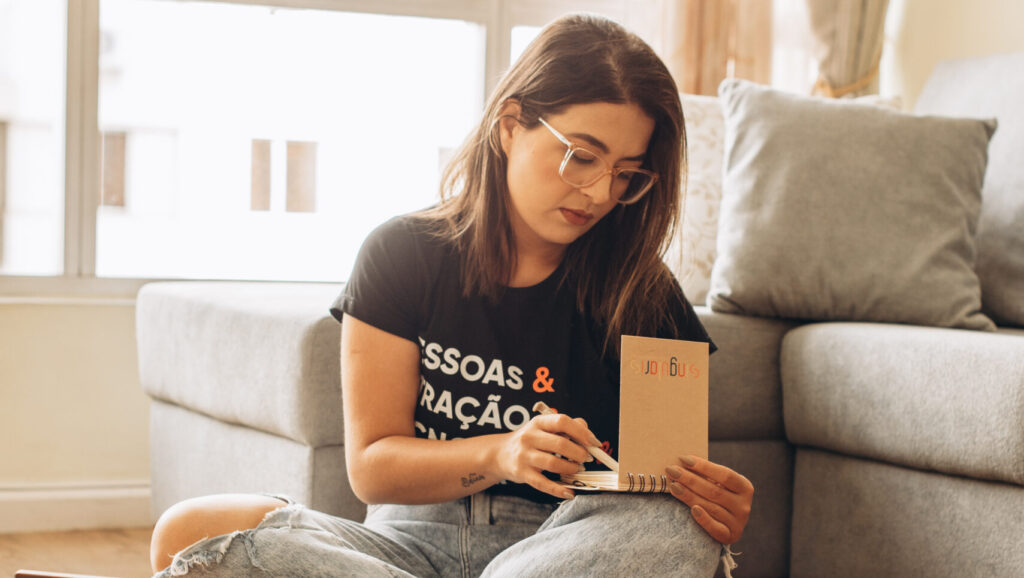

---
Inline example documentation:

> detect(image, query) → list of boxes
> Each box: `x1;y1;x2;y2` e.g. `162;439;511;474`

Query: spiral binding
625;473;670;492
562;472;670;492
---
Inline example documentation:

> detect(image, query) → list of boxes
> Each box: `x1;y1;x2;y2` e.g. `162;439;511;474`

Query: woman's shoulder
361;210;452;260
332;210;453;329
366;210;430;243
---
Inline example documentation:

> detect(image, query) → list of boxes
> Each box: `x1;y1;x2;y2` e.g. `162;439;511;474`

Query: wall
0;300;151;532
884;0;1024;107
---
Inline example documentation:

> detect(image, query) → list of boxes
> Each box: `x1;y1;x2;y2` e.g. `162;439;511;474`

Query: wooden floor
0;527;154;578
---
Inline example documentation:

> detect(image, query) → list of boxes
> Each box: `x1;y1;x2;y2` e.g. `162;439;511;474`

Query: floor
0;527;154;578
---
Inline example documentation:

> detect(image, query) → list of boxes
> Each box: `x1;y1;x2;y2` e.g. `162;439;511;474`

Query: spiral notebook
560;335;709;492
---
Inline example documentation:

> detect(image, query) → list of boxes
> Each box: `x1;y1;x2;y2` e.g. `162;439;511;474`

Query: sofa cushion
782;322;1024;486
697;308;796;440
914;52;1024;328
137;281;345;446
708;78;996;331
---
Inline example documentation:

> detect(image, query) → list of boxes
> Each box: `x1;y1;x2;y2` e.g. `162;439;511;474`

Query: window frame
0;0;657;299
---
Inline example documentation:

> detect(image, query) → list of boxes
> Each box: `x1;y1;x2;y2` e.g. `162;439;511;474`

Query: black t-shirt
330;213;716;502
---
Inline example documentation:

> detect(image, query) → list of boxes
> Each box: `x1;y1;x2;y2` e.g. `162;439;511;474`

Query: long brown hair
421;13;687;357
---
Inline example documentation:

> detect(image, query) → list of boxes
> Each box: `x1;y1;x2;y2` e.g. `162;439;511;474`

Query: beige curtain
662;0;774;96
806;0;890;97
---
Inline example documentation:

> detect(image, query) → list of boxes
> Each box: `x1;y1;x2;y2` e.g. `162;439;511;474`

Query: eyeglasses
538;117;658;205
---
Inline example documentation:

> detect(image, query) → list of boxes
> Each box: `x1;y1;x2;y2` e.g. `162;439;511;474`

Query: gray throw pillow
708;79;997;331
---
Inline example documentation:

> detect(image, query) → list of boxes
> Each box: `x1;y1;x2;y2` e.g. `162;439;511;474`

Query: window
95;1;484;281
0;0;659;293
510;25;542;64
0;0;66;277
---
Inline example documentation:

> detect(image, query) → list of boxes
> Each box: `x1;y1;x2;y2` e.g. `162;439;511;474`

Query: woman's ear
497;99;522;156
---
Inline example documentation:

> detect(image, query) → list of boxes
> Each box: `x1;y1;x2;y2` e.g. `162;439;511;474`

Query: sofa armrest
136;281;345;446
698;308;800;441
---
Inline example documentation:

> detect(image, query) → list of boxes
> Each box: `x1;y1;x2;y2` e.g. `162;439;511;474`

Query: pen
532;401;620;473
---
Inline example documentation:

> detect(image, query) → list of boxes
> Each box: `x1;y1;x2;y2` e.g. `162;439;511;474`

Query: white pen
532;401;620;473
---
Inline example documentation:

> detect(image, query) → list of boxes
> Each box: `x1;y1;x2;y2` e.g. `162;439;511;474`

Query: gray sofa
137;54;1024;577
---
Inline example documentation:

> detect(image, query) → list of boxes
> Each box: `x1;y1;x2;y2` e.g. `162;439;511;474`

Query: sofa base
792;448;1024;577
710;440;793;578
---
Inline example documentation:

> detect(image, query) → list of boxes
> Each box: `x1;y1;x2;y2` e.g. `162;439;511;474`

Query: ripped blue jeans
156;491;724;577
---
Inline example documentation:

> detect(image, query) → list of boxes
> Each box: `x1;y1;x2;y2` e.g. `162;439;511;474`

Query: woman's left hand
666;456;754;545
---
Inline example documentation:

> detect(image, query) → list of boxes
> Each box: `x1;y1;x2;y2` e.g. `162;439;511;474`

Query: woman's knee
150;493;287;573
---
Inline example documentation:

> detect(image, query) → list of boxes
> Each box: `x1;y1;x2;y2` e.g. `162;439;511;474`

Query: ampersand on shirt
532;366;555;393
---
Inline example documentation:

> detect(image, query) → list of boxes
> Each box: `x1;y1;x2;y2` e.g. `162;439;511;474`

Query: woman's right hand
494;413;600;499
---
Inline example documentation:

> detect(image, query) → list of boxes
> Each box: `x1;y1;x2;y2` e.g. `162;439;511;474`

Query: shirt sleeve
329;216;426;343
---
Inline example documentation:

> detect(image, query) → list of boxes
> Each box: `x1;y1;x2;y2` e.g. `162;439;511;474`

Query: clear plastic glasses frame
538;117;658;205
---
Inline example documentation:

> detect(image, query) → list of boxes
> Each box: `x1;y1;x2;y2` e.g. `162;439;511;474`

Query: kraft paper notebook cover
560;335;709;492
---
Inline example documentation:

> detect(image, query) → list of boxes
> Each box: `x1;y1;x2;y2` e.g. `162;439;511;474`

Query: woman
150;14;753;577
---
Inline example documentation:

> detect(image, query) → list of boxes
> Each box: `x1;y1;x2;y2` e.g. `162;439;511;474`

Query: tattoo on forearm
461;473;485;488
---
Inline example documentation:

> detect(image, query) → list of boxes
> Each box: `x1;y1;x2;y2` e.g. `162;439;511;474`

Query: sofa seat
782;322;1024;485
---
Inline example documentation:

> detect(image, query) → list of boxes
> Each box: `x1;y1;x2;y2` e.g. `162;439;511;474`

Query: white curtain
806;0;890;97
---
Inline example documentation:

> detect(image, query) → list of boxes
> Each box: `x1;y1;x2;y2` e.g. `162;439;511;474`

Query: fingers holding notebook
665;455;754;544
